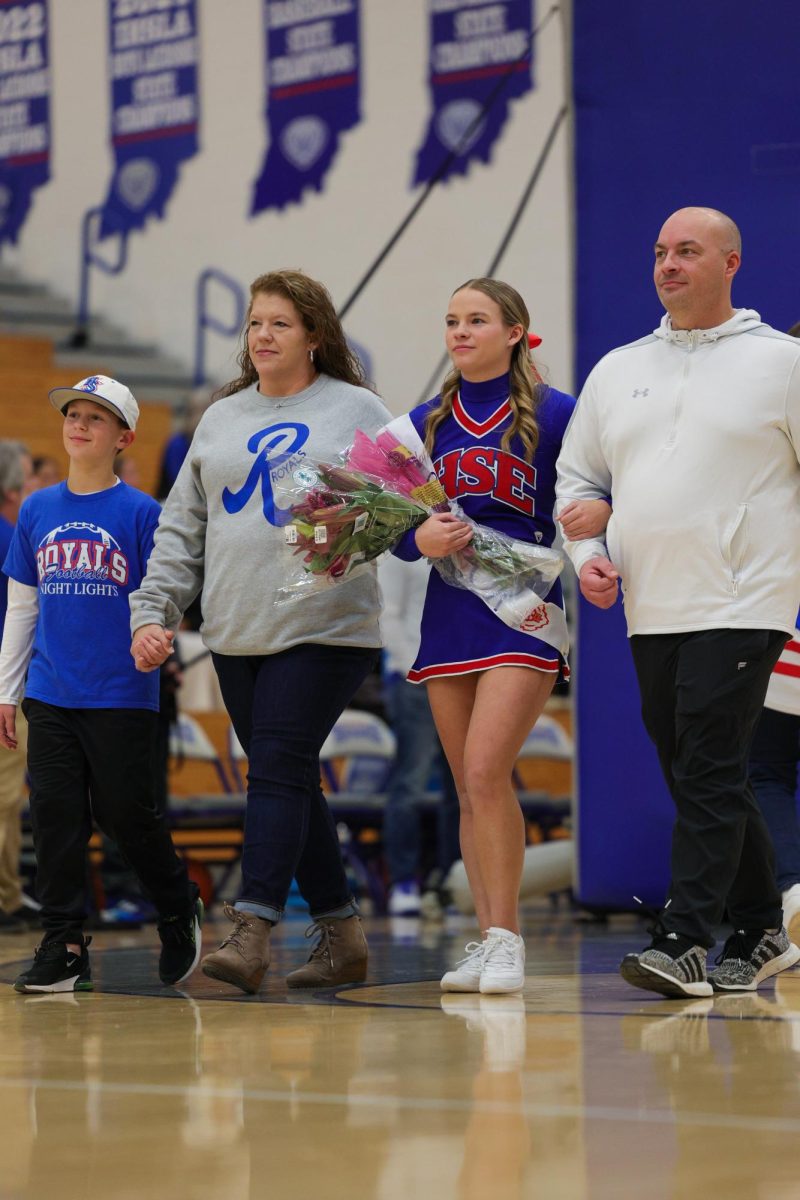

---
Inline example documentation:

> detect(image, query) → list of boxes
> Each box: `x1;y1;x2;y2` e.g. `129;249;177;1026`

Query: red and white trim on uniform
408;652;569;683
773;639;800;680
452;392;511;438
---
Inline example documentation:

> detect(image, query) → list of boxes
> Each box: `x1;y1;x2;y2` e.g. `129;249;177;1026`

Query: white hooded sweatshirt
555;309;800;636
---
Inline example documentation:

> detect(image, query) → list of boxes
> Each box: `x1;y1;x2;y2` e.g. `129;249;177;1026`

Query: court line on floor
0;1075;799;1132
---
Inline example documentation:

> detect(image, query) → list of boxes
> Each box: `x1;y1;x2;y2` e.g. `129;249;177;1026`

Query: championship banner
251;0;361;215
414;0;533;186
100;0;199;238
0;0;50;246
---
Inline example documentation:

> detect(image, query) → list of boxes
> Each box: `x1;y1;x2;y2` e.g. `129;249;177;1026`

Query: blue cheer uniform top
394;372;576;683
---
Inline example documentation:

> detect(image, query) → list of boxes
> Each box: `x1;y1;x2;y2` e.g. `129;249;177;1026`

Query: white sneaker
479;927;526;994
440;939;485;992
782;883;800;946
388;882;421;917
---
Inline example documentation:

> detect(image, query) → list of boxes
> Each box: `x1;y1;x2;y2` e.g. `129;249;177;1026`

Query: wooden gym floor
1;905;800;1200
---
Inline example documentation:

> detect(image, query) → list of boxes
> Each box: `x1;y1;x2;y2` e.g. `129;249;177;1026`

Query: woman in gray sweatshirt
130;269;391;994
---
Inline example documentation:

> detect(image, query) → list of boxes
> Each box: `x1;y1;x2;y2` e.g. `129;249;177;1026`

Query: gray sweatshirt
130;374;392;654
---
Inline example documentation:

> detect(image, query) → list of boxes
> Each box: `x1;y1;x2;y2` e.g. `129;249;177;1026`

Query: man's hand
131;624;174;673
414;513;473;558
579;556;620;609
0;705;18;750
557;499;612;540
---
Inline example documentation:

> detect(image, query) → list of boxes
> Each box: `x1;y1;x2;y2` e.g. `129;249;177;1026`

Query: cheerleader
394;277;609;994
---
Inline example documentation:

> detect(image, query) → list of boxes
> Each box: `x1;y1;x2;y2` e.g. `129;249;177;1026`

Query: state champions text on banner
100;0;200;238
413;0;534;187
0;0;50;246
251;0;361;214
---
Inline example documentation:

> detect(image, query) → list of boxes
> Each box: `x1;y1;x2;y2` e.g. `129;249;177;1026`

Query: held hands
414;512;473;559
557;499;612;540
579;556;620;609
131;624;174;673
0;705;17;750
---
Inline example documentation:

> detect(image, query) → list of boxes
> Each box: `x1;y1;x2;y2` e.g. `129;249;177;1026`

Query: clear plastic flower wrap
275;461;432;593
274;414;566;647
433;509;566;638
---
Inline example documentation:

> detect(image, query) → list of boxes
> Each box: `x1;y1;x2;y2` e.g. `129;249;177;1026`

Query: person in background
747;319;800;945
0;441;37;932
114;454;142;491
393;277;609;995
378;554;460;917
155;388;213;501
556;207;800;999
749;607;800;944
130;270;391;995
31;455;61;490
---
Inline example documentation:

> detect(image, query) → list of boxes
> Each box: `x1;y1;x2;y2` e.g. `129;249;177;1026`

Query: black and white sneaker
708;926;800;992
14;938;93;994
620;931;712;998
158;895;204;986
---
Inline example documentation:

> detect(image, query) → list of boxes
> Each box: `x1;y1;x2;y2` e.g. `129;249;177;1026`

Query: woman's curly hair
215;269;367;398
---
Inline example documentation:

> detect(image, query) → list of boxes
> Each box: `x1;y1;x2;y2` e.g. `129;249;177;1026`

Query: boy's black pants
23;699;192;945
629;627;787;949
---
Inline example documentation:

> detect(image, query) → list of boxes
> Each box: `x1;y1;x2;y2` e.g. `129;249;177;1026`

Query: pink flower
346;428;448;509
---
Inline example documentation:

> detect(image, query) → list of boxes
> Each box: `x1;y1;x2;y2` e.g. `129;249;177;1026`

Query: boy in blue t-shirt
0;375;203;993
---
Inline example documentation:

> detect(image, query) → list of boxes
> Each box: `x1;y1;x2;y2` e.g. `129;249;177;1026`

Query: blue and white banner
251;0;361;215
0;0;50;246
414;0;533;187
100;0;199;238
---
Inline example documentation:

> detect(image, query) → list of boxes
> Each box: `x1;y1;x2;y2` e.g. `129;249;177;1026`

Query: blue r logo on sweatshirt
222;424;309;525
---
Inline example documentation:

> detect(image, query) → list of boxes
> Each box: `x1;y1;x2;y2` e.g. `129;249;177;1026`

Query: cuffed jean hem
310;898;360;922
235;900;280;924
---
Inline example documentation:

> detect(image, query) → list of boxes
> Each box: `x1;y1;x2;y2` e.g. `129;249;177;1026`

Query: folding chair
513;713;573;785
319;709;396;793
226;709;397;794
169;712;233;793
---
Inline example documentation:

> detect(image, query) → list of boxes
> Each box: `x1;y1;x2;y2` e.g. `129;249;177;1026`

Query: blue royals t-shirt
4;480;161;711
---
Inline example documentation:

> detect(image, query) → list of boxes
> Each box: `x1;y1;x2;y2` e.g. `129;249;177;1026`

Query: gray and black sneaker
158;895;204;987
620;931;712;998
708;926;800;992
14;938;93;994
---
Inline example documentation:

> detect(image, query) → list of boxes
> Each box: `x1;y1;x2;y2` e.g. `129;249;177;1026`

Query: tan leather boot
286;915;368;989
201;903;271;994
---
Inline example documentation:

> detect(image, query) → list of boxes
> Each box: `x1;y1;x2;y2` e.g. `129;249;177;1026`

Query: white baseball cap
48;374;139;431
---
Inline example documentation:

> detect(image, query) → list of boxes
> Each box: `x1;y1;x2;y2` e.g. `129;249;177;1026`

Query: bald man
556;207;800;999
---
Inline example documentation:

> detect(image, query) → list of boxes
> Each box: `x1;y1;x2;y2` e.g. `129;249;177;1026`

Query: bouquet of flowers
276;415;566;647
275;426;449;595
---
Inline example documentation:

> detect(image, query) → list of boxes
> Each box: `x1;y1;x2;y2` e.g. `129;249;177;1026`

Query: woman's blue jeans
212;643;379;923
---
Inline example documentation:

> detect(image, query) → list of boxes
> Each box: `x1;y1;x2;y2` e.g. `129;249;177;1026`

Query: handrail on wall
194;267;246;386
68;206;129;348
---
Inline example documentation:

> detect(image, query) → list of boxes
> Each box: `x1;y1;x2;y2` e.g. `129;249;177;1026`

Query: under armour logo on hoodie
632;388;650;398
